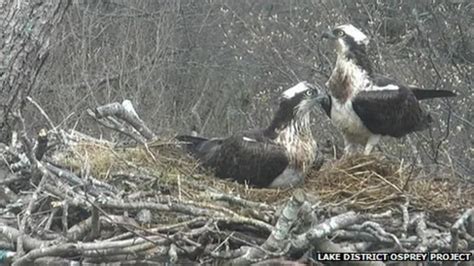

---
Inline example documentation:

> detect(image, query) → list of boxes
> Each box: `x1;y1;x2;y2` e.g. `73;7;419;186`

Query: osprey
321;24;456;155
177;82;324;188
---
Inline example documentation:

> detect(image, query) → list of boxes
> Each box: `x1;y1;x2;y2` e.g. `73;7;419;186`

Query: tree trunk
0;0;69;142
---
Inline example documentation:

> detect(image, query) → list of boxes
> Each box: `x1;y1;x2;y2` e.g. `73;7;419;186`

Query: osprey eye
305;90;314;96
336;30;345;37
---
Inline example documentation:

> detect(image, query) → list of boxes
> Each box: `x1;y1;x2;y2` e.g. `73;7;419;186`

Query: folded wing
177;133;289;187
351;87;431;138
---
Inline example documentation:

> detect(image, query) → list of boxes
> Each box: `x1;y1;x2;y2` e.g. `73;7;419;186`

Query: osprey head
322;24;369;55
266;81;324;138
280;81;325;117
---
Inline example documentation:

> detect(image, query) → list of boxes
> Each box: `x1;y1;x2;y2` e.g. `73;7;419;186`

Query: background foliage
30;0;473;177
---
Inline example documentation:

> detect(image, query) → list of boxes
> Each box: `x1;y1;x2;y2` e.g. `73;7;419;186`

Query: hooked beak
314;93;328;103
321;30;336;40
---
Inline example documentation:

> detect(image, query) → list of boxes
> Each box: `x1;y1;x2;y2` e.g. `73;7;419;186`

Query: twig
43;208;60;232
88;205;100;240
207;191;275;211
400;201;410;238
451;209;474;252
106;217;207;242
413;213;429;252
65;129;113;145
26;97;68;145
44;163;84;187
334;230;396;245
0;172;28;185
102;199;274;233
468;213;474;238
16;173;49;257
62;201;69;236
357;221;404;251
168;243;178;263
25;97;55;131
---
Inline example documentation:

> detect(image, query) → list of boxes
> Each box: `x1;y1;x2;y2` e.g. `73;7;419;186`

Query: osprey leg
364;134;381;155
343;137;358;155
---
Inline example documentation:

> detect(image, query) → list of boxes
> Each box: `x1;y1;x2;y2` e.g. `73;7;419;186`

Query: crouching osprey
177;82;324;188
321;24;456;155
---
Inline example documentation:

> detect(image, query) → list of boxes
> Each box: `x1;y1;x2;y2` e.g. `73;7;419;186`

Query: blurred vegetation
29;0;472;177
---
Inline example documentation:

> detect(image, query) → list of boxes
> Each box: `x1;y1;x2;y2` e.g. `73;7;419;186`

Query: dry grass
59;139;202;181
305;155;474;220
58;140;474;221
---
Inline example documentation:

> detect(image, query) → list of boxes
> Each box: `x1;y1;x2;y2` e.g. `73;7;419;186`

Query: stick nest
58;139;473;222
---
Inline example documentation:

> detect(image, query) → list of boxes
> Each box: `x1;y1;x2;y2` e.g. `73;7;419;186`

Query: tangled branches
0;101;472;265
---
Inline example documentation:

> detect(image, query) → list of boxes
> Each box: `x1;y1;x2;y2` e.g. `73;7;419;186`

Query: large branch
291;211;362;252
91;100;156;141
0;225;55;251
231;190;306;264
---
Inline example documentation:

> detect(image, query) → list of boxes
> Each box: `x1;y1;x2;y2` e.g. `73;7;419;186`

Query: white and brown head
322;24;372;73
322;24;369;54
266;81;325;135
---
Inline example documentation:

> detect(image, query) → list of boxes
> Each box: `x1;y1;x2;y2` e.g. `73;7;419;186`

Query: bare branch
92;101;156;141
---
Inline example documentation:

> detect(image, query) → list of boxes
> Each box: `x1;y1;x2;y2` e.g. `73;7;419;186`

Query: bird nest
59;139;473;222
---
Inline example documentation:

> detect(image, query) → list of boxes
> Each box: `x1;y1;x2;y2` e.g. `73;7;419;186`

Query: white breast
331;99;372;145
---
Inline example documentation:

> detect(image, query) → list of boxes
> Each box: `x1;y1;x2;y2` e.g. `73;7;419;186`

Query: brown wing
201;133;289;188
352;87;431;138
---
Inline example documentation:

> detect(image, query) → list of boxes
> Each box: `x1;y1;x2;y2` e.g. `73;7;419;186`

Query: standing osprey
321;24;456;155
177;82;324;188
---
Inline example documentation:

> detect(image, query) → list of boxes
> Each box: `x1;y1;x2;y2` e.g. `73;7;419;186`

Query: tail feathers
176;135;221;161
411;89;456;100
176;135;208;147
